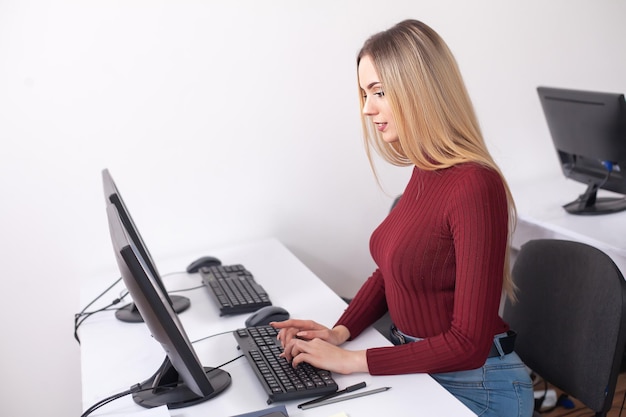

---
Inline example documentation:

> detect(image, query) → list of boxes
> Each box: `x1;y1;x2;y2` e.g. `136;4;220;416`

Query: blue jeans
390;328;534;417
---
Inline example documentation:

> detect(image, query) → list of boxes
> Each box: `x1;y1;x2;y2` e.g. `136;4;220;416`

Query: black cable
618;387;626;417
80;384;140;417
160;270;186;278
191;329;237;344
74;271;192;344
74;279;129;344
169;283;206;293
80;355;244;417
78;276;123;317
216;354;244;368
74;295;129;344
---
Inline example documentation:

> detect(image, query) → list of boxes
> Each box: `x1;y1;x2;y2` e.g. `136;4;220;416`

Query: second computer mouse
245;306;290;327
186;256;222;273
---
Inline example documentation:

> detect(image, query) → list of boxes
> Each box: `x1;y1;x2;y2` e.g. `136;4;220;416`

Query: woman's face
358;55;398;143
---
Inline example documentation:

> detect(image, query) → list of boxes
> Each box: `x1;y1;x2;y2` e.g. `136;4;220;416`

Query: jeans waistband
390;325;516;358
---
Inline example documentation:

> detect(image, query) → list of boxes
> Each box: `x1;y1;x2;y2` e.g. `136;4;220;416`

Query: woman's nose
362;97;376;116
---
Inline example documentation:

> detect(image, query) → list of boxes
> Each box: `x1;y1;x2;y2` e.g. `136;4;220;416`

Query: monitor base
133;359;232;409
563;196;626;215
115;295;191;323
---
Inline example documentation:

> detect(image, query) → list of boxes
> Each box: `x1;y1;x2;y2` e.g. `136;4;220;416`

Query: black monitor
102;169;190;322
537;86;626;215
106;203;231;408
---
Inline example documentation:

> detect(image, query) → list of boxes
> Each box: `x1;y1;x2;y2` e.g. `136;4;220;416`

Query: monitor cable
74;271;203;344
80;354;244;417
74;277;129;344
191;329;237;344
168;283;207;293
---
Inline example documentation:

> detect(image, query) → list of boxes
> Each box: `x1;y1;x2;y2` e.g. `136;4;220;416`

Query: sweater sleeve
365;168;510;375
334;268;388;340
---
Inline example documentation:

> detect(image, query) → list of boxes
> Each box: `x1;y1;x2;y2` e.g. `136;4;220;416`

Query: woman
272;19;534;417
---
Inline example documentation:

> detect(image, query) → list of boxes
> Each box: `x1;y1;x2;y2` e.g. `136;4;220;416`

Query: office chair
502;239;626;416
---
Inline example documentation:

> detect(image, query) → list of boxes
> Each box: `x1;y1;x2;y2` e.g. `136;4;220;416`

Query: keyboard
199;264;272;315
233;326;339;403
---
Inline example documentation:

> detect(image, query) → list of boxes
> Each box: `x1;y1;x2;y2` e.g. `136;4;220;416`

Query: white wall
1;0;625;415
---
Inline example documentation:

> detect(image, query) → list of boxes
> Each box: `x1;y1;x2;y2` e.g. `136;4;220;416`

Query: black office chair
503;239;626;416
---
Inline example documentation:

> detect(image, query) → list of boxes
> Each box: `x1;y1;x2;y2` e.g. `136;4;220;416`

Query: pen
297;381;366;408
299;386;391;410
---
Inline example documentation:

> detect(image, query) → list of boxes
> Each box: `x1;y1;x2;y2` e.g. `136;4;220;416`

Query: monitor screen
106;203;231;408
537;86;626;215
102;168;190;321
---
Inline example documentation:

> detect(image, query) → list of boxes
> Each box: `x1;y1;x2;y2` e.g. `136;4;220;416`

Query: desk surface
510;175;626;272
80;238;475;417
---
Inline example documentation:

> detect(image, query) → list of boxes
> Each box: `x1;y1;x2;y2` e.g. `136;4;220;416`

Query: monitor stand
563;183;626;215
116;295;191;323
133;357;232;409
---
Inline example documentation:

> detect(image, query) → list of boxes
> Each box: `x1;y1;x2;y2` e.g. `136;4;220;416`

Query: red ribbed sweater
335;163;510;375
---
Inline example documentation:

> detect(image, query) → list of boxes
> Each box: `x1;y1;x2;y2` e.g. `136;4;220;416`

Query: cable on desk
80;384;140;417
191;329;238;344
75;271;196;344
74;277;129;344
80;355;244;417
168;282;206;293
79;276;123;316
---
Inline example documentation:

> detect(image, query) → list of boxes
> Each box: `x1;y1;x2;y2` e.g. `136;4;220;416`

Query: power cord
80;383;142;417
80;354;244;417
169;283;207;293
74;271;203;344
74;278;128;344
191;329;237;344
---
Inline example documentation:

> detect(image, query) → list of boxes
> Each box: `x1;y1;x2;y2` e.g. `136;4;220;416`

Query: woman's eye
374;90;385;97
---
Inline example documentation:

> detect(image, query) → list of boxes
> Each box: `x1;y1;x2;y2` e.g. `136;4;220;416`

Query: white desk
510;174;626;274
80;238;475;417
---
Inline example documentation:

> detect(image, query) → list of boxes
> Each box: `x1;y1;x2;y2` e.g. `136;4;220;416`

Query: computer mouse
186;256;222;273
245;306;290;327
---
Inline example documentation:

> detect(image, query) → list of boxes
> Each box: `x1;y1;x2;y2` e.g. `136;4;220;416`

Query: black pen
297;381;367;408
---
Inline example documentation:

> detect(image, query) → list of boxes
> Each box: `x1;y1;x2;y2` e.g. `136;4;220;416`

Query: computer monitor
537;86;626;215
102;169;190;322
106;203;231;408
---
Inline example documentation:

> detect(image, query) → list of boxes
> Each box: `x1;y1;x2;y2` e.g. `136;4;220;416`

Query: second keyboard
200;264;272;315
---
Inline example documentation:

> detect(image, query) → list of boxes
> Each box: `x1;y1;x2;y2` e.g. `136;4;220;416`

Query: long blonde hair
358;19;517;300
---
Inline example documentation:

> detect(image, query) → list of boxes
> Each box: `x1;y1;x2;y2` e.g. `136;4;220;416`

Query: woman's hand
270;319;367;374
271;319;350;348
282;336;369;374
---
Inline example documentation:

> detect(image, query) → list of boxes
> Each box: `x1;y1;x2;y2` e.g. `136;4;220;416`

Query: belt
488;330;516;357
391;325;516;358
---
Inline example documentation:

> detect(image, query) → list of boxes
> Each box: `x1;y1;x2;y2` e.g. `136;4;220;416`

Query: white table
510;175;626;275
80;238;476;416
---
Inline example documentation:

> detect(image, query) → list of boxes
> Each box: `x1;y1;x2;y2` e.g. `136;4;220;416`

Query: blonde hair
358;19;517;300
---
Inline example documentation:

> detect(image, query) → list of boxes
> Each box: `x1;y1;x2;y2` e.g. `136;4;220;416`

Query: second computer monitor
106;203;231;408
102;168;191;321
537;86;626;215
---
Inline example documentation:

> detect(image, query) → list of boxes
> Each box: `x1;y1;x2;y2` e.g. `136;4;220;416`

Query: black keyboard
199;264;271;315
234;326;339;403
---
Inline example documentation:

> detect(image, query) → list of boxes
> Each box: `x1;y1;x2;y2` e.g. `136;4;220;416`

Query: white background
1;1;625;415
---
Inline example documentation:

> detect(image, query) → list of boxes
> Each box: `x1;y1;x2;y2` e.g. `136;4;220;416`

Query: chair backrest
503;239;626;415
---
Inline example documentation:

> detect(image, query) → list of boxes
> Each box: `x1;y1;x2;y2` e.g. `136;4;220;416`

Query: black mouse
245;306;290;327
186;256;222;273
